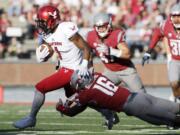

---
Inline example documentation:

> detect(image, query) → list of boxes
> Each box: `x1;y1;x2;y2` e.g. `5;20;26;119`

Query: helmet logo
48;11;57;19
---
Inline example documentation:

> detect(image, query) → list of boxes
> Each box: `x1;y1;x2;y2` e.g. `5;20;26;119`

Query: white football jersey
42;22;83;70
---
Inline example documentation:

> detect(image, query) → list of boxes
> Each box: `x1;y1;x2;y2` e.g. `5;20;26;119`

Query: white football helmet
93;13;112;38
170;3;180;29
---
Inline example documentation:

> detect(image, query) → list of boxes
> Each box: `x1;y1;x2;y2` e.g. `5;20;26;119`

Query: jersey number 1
54;46;62;59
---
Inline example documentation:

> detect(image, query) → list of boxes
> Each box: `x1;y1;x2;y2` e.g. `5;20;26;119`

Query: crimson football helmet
170;3;180;29
93;13;112;38
36;5;60;34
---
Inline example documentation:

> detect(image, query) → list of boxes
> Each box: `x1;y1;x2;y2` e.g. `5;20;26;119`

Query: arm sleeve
117;30;126;43
63;22;79;39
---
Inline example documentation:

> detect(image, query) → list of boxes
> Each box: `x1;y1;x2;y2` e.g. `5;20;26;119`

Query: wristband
81;59;88;67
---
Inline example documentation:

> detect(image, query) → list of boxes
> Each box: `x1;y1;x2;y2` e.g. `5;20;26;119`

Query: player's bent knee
35;83;46;94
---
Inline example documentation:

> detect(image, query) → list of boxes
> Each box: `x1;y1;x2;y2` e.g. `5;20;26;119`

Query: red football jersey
77;73;130;112
149;17;180;60
87;29;133;71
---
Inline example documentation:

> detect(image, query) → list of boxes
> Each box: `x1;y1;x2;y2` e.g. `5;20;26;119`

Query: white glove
36;45;50;63
77;59;89;79
96;44;110;56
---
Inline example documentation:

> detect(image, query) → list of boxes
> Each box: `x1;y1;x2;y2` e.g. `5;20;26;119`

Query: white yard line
0;121;160;128
11;129;179;135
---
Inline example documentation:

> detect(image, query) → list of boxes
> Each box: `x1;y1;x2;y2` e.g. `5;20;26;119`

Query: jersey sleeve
86;31;94;48
78;90;92;106
148;20;167;49
63;22;79;39
117;30;126;43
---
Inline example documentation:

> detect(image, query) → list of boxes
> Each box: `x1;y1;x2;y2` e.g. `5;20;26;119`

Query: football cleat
104;119;114;130
103;113;120;130
13;116;36;129
113;113;120;124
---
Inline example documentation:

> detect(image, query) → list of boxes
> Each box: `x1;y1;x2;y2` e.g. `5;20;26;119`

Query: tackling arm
56;96;87;117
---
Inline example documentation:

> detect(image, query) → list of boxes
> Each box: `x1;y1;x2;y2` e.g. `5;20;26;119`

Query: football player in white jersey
13;5;92;129
13;5;118;130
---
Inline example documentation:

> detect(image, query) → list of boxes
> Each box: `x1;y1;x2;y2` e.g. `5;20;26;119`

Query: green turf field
0;104;180;135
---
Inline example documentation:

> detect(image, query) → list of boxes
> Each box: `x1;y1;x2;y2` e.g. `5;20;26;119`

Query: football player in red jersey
142;3;180;102
56;70;180;129
86;13;146;128
87;13;146;93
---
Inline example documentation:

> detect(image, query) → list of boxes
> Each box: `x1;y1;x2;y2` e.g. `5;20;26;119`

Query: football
40;44;54;61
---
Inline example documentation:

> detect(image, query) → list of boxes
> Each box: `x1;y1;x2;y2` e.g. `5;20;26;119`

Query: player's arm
69;33;91;61
70;33;92;77
115;42;131;59
142;27;164;66
56;98;87;117
148;27;164;50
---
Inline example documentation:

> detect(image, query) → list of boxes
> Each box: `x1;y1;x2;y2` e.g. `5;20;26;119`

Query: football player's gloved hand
36;46;50;63
96;44;110;56
142;49;152;66
77;59;90;79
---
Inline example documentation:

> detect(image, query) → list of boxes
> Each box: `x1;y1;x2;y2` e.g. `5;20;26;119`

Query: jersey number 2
93;77;118;96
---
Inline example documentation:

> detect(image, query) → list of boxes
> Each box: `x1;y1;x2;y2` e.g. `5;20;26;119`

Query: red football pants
35;67;74;94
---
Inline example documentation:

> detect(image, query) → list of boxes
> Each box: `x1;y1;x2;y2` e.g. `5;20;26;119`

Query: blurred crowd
0;0;179;60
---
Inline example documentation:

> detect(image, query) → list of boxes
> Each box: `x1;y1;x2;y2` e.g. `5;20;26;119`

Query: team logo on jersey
168;33;172;38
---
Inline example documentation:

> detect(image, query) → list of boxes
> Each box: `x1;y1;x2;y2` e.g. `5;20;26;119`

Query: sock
29;90;45;118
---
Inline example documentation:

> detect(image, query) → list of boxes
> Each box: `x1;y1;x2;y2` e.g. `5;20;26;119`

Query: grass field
1;104;180;135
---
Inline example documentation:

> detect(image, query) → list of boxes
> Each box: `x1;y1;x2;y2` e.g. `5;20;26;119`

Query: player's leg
117;67;146;92
168;60;180;102
123;93;180;126
13;68;74;129
102;68;120;128
103;68;121;85
63;84;119;130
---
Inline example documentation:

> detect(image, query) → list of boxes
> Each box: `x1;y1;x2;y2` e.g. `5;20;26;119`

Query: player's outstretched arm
56;98;87;117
